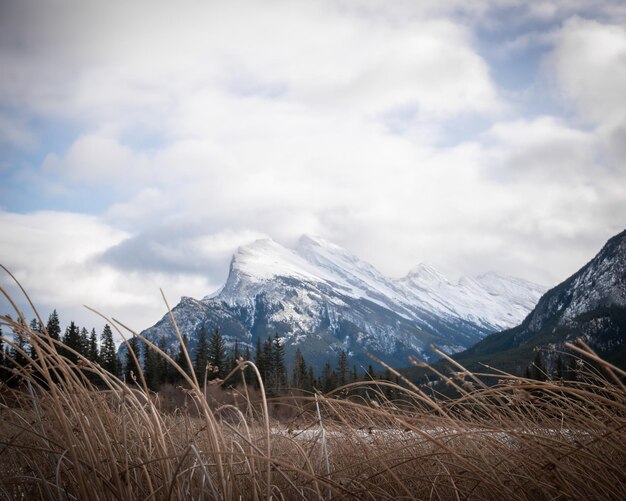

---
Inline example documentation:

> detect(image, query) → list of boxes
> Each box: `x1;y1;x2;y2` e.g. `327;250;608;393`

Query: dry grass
1;273;625;500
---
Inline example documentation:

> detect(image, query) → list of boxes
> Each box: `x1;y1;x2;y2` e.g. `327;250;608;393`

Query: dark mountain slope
451;229;626;374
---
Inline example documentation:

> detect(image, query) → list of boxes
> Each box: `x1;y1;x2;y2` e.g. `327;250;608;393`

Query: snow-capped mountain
454;229;626;374
400;265;544;331
137;235;545;369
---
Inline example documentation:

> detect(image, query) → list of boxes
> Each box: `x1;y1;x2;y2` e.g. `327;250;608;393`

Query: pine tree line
141;330;383;395
525;350;583;382
1;312;396;395
139;327;248;390
0;310;119;386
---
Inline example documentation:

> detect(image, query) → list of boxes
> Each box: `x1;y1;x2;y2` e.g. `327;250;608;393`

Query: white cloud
42;133;151;183
12;108;623;300
0;211;127;276
0;211;216;337
551;18;626;126
0;0;501;138
485;116;595;181
99;225;267;280
548;17;626;177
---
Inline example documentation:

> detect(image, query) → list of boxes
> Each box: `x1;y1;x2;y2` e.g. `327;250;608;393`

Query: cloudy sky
1;0;625;333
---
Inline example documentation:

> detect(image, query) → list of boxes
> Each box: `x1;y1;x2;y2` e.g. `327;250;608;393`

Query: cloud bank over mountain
1;1;624;331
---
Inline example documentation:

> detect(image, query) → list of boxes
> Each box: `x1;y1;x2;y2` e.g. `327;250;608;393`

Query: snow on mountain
295;235;544;330
296;235;424;317
523;228;626;334
404;263;450;288
400;265;544;331
559;235;626;322
453;229;626;375
229;238;325;283
216;238;329;306
138;235;546;369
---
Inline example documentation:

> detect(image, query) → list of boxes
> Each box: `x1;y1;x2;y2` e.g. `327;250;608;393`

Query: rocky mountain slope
451;229;626;374
136;235;544;369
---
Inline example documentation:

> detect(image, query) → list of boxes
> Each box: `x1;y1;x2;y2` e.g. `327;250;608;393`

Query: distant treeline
0;310;118;386
0;310;400;395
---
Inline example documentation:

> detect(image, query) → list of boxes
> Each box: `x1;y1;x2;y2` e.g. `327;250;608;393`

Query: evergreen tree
124;336;141;384
238;344;252;386
143;342;160;390
2;321;28;385
383;368;395;398
208;328;226;379
567;354;578;381
271;333;287;390
292;348;307;390
253;337;272;389
100;324;119;376
321;362;336;394
29;318;41;332
336;350;348;388
156;337;173;384
227;340;242;386
174;333;191;381
46;310;61;342
531;351;546;381
79;327;90;357
9;321;30;376
29;318;41;360
62;321;81;363
307;366;316;392
232;340;241;367
88;328;99;363
555;354;564;380
194;327;209;382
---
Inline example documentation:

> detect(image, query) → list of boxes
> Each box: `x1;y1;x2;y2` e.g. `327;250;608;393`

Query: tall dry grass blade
366;351;452;418
0;263;46;334
190;443;220;501
160;289;200;389
314;393;331;499
430;345;489;390
1;269;626;500
235;360;272;500
566;339;626;384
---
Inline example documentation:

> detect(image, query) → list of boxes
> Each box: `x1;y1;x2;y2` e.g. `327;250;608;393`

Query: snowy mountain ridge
138;234;545;369
135;235;542;367
215;235;544;332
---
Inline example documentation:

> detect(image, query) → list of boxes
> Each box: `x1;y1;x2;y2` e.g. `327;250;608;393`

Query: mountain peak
506;229;626;334
298;234;329;247
606;228;626;246
237;237;279;253
230;237;322;282
295;234;394;295
474;271;546;297
297;234;350;256
556;228;626;321
404;263;449;286
140;232;547;370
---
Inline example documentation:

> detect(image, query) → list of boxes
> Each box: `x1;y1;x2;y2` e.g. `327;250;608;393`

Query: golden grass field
1;274;625;500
